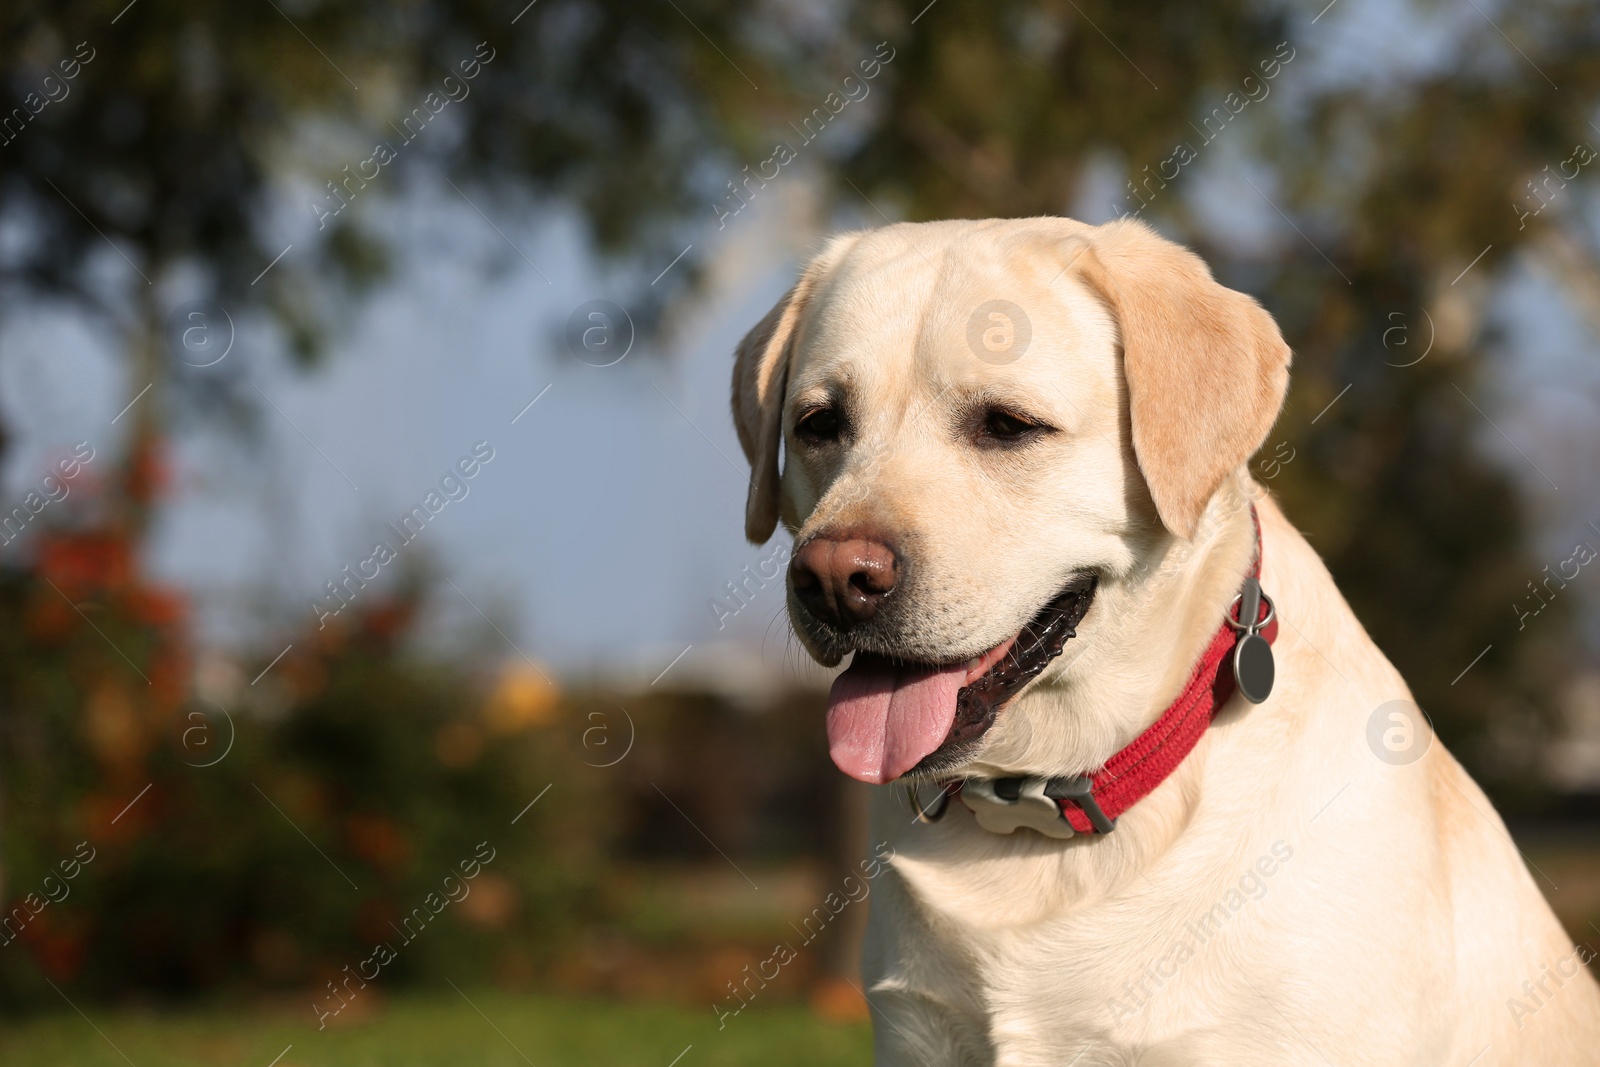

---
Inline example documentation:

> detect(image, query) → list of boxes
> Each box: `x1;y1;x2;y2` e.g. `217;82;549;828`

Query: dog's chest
870;841;1311;1064
869;802;1462;1066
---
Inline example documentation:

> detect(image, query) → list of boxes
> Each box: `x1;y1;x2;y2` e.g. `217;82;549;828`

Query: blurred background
2;0;1600;1062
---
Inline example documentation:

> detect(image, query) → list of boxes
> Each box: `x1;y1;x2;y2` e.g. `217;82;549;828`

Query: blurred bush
0;438;608;1007
0;436;851;1011
0;611;603;1008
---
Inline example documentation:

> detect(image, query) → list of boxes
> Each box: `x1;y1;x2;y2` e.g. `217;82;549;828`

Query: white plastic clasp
959;777;1076;839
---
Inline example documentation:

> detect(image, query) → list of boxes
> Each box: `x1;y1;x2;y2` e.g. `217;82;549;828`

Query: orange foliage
344;813;414;877
14;907;88;983
78;785;158;846
37;532;133;599
129;587;186;628
361;598;416;643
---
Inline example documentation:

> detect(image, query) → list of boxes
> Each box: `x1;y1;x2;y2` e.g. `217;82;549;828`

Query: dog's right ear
731;234;860;544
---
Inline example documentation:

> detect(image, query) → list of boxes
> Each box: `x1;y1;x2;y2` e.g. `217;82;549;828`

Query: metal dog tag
1229;576;1275;704
1234;633;1274;704
959;777;1076;839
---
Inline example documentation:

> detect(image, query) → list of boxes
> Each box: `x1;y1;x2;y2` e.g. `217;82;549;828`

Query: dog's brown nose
791;535;899;628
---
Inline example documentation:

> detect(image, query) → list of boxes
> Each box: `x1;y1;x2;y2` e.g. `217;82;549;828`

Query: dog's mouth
824;574;1098;784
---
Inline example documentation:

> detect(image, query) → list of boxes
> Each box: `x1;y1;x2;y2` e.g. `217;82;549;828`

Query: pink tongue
826;654;965;784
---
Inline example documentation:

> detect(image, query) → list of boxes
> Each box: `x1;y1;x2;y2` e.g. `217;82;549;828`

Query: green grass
0;992;873;1067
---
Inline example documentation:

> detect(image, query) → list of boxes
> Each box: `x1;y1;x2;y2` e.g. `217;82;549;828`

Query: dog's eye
980;408;1045;444
796;406;842;444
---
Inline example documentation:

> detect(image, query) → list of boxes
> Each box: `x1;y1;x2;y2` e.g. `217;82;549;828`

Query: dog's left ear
731;233;861;544
1073;218;1292;540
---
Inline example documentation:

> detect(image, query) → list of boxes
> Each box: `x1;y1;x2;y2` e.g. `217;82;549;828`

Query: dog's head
731;217;1290;785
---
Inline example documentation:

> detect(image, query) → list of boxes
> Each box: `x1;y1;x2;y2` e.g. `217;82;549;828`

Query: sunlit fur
732;217;1600;1064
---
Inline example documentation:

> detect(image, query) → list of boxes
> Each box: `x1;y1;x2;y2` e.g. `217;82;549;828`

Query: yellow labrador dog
730;217;1600;1064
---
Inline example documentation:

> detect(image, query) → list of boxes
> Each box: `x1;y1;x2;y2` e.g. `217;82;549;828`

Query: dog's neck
967;475;1260;783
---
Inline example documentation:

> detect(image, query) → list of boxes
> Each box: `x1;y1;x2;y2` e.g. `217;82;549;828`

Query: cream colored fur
731;216;1600;1064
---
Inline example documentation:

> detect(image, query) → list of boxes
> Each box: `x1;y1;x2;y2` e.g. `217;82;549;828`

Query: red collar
1054;515;1276;834
941;510;1278;838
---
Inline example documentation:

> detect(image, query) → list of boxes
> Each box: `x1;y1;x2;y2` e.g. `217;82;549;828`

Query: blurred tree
2;0;1597;817
0;0;769;463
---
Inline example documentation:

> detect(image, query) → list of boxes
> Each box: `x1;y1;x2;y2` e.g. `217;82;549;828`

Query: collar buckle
1044;775;1117;834
961;776;1077;838
956;775;1116;838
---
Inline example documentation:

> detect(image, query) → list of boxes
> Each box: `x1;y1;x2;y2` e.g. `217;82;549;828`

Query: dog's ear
1073;218;1292;539
731;234;860;543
